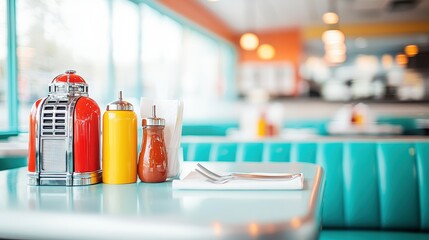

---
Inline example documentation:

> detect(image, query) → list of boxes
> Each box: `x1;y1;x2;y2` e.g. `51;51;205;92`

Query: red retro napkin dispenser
28;70;102;186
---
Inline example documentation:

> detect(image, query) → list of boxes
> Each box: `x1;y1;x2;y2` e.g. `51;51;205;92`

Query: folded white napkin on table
140;98;184;178
172;171;304;190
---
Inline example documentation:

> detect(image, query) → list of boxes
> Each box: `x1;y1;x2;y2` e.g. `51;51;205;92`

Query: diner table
0;162;324;240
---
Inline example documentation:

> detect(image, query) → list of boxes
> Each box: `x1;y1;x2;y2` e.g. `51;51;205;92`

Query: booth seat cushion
0;157;27;171
181;140;429;231
320;230;429;240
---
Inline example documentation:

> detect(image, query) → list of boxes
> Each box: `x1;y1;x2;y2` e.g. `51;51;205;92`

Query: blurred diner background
1;0;429;167
1;2;429;239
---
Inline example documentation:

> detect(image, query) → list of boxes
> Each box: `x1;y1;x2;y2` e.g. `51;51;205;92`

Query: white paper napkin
172;171;304;190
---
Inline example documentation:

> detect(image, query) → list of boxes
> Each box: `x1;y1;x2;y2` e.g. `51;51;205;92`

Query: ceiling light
240;33;259;51
257;44;275;60
325;42;346;52
325;53;346;64
405;44;418;57
325;48;346;56
381;54;393;70
395;54;408;66
323;12;339;24
322;29;345;44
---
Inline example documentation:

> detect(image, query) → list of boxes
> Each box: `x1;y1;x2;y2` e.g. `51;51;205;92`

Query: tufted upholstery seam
415;143;429;231
374;143;381;229
414;143;422;231
342;143;348;228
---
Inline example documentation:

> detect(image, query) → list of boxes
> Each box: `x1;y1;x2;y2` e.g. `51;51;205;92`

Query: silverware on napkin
195;163;302;184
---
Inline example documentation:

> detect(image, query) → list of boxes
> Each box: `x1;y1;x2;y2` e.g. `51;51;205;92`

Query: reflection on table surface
0;162;323;240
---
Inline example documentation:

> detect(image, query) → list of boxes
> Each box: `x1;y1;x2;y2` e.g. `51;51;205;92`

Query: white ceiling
197;0;429;33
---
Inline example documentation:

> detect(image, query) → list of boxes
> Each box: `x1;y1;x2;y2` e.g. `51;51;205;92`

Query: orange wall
236;29;302;95
236;29;302;63
158;0;235;43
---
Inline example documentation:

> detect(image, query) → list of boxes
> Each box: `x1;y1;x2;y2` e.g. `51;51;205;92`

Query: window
2;0;236;135
112;0;139;103
140;4;234;101
16;0;109;131
140;5;183;99
0;0;8;132
181;29;221;100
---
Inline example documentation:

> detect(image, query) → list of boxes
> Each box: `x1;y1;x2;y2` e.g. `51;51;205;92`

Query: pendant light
240;33;259;51
322;0;346;64
257;44;275;60
405;44;418;57
322;29;345;44
240;0;259;51
396;53;408;66
322;12;339;25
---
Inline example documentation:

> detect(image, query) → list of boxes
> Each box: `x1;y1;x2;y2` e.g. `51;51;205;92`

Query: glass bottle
138;105;168;183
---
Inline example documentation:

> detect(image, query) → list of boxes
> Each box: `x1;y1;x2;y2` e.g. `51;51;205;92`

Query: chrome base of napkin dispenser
28;170;102;186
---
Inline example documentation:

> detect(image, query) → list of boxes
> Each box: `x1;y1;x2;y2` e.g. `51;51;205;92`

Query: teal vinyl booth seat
181;139;429;239
0;157;27;171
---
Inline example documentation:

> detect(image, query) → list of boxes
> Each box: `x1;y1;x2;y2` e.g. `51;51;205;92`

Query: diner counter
0;162;324;240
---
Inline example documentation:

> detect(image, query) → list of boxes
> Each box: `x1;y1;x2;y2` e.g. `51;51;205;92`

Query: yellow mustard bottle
257;112;267;137
102;91;137;184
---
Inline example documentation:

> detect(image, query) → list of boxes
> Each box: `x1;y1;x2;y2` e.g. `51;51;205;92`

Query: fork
196;163;301;180
195;168;301;184
195;169;232;184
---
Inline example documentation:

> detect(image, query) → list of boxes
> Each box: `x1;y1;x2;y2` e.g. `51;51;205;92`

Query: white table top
0;162;324;240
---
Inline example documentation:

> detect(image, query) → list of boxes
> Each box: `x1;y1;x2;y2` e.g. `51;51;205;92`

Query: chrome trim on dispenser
39;173;72;186
27;172;39;186
73;170;102;186
30;97;48;186
48;82;89;97
67;97;79;179
31;170;102;186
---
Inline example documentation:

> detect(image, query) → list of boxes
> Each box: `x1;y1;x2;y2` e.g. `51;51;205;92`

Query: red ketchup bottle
138;105;168;183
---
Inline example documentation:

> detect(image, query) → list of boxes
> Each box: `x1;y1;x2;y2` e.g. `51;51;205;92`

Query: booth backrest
182;140;429;231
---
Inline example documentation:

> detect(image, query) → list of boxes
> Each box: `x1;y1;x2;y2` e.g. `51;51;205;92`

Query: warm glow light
290;217;302;229
326;48;346;56
322;28;346;64
325;42;346;53
405;44;419;57
248;223;259;237
240;33;259;51
212;222;222;236
257;44;275;60
396;53;408;65
381;54;393;69
322;29;345;44
323;12;339;24
325;53;346;64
